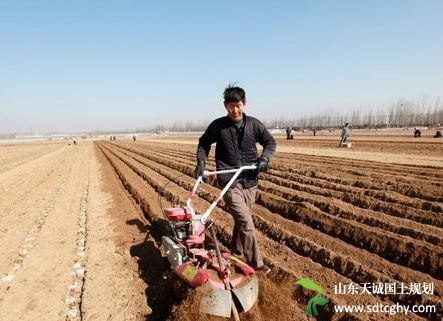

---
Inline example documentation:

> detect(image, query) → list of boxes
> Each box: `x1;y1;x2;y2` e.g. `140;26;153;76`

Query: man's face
224;100;245;122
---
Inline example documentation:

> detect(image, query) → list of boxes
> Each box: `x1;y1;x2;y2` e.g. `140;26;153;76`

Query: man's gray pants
223;184;263;269
339;135;348;147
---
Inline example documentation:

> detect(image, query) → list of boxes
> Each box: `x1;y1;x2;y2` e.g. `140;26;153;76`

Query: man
195;85;276;274
286;127;295;140
339;123;350;147
286;127;293;140
414;128;421;138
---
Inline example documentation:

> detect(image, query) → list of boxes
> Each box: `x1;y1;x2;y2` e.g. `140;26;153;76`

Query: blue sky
0;0;442;133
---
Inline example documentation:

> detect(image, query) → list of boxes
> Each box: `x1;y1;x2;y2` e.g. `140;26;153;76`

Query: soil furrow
97;142;431;321
105;143;443;319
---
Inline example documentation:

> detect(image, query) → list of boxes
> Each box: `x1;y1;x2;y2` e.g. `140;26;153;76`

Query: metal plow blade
200;288;233;318
232;275;259;313
200;275;259;318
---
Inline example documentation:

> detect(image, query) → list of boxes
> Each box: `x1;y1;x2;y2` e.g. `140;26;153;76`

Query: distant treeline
264;98;443;130
148;120;208;133
0;133;16;139
3;98;441;138
151;98;443;132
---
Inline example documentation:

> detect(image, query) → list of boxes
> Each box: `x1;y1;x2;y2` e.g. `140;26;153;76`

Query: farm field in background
0;133;442;321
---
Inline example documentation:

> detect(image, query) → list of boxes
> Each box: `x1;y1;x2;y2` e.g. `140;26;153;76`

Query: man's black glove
257;157;269;173
194;159;206;178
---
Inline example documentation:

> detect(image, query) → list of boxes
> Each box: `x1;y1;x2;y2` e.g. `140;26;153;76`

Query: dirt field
0;135;442;321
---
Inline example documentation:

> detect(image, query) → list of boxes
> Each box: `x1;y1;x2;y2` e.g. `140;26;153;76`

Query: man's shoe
256;264;271;275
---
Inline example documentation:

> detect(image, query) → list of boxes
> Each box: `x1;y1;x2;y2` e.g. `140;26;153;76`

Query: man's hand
194;159;206;178
257;157;269;173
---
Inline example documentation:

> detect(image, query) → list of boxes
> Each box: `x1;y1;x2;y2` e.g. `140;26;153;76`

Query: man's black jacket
197;114;276;188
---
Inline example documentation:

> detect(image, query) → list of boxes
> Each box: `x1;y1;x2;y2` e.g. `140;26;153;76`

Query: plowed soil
0;136;441;321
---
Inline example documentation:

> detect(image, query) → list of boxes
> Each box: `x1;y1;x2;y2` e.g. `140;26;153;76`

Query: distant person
313;128;316;136
339;123;350;147
414;128;421;138
132;135;136;142
286;127;294;140
434;130;442;138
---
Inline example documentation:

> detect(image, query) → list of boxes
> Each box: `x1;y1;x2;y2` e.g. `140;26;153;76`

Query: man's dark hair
224;84;246;103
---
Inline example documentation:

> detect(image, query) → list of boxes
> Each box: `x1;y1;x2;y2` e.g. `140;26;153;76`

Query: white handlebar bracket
186;164;257;224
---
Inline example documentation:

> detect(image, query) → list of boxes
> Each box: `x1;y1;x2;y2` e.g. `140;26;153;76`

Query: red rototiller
161;165;259;320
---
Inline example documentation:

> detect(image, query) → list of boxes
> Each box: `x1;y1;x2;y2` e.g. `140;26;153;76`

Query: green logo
295;278;329;317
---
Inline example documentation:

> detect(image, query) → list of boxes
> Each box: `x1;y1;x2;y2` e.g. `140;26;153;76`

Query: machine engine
162;207;193;268
164;207;192;240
